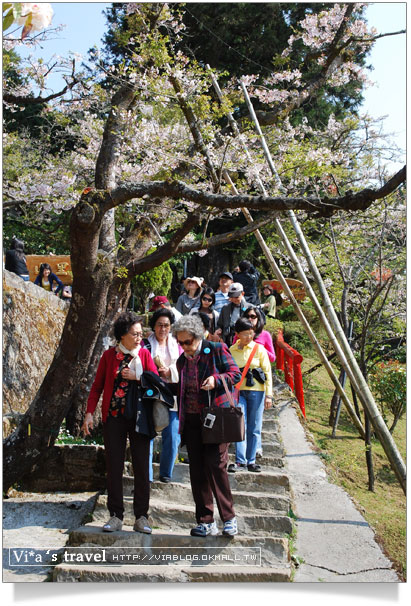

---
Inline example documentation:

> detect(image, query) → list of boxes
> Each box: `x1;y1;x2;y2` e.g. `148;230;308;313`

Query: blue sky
16;2;406;167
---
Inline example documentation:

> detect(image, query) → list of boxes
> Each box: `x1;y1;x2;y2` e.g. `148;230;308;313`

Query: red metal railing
274;331;305;417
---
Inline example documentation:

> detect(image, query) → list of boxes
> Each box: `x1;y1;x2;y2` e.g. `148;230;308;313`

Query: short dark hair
200;287;215;308
234;317;254;334
150;308;175;330
243;306;265;336
193;311;211;331
10;238;25;260
239;260;251;272
113;311;141;341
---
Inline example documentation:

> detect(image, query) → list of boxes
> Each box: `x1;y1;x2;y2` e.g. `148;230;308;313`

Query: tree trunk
364;411;375;492
65;279;132;436
329;369;345;426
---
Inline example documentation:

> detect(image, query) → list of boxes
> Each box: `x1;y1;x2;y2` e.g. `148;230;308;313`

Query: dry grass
299;353;406;580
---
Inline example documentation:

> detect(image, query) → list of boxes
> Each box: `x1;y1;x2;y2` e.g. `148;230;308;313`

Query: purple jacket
175;340;241;435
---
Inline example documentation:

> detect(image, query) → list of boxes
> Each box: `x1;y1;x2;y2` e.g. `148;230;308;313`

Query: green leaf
3;9;14;31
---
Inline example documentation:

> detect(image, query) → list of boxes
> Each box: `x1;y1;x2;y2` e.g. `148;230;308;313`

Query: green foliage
55;427;103;446
132;253;173;312
283;320;312;354
371;361;406;434
265;317;284;338
277;304;296;322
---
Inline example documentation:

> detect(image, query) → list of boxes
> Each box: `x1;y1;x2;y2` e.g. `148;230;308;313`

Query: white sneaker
102;515;123;532
190;521;219;537
223;517;238;537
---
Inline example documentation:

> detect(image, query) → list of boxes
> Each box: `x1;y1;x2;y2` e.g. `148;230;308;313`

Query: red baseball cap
149;295;169;311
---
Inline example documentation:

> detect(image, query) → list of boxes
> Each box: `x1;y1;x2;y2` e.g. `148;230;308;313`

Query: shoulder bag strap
234;343;259;390
220;374;236;408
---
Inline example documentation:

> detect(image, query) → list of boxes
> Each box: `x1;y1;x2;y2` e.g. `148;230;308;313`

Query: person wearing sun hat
175;276;204;315
149;295;183;321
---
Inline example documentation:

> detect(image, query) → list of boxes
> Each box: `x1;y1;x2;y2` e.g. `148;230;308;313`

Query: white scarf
118;342;143;378
147;333;180;383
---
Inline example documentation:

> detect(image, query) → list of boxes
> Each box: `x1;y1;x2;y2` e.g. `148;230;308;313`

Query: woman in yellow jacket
229;317;273;472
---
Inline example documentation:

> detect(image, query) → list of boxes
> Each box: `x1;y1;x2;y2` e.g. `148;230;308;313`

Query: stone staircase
53;384;294;582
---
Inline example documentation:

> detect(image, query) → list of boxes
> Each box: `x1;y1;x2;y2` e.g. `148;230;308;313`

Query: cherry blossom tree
3;3;406;490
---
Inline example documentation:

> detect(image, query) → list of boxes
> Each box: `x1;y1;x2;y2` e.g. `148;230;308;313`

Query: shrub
277;304;296;321
265;317;284;337
370;360;406;434
132;254;173;312
283;321;312;353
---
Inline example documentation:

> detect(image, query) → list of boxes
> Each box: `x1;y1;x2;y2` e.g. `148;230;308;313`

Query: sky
13;1;407;168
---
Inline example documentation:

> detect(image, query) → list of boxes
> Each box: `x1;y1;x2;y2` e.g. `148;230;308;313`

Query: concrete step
227;454;285;468
93;495;292;536
149;481;289;513
53;563;291;583
123;466;289;495
228;442;284;456
66;525;289;564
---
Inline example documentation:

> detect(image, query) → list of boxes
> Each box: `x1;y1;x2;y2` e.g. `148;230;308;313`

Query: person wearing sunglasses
143;308;183;484
82;311;158;535
190;287;219;336
171;315;242;537
175;276;204;315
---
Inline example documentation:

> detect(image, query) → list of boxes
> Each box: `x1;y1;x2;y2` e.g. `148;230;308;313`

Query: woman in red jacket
82;311;158;535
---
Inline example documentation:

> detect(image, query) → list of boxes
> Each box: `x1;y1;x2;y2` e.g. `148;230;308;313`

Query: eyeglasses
246;314;257;319
177;337;195;346
202;297;213;302
128;332;143;337
156;323;171;328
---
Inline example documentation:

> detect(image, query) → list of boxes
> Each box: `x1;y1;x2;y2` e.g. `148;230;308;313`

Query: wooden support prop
207;66;365;439
240;81;406;494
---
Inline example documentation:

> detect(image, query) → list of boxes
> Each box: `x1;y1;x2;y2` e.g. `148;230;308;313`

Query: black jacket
233;267;260;305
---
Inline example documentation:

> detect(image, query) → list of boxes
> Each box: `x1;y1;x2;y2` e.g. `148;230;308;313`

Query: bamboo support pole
239;81;406;493
207;67;364;437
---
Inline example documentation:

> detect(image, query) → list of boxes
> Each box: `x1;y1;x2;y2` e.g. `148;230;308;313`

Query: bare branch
3;60;80;106
109;165;406;217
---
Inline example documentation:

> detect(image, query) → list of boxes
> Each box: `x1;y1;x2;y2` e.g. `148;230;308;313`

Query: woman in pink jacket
82;311;158;535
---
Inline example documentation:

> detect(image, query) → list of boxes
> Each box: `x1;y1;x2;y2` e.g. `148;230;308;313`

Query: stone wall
3;270;69;435
19;444;106;492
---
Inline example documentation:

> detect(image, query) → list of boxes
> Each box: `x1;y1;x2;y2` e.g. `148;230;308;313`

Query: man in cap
149;295;183;322
216;282;253;346
214;271;234;313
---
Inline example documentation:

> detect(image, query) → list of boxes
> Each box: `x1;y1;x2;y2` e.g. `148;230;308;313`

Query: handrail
275;331;305;418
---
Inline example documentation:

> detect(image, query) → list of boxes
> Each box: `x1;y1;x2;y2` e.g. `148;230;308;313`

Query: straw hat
184;276;203;290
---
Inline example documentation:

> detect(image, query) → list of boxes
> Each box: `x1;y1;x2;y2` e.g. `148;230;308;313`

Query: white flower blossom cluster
16;3;53;31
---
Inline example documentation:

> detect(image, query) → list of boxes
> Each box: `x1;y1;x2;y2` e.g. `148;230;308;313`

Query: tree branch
108;165;406;217
3;60;80;106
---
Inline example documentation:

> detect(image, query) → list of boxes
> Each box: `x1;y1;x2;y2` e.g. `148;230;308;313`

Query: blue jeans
235;390;265;465
148;410;180;481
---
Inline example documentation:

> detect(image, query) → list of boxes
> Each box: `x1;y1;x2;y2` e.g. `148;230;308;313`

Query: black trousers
183;413;235;524
103;415;150;520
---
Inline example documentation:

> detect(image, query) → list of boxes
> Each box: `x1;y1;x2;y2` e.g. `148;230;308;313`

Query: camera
203;413;216;429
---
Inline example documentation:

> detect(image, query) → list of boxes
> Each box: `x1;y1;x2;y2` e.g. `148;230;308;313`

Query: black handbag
201;375;245;444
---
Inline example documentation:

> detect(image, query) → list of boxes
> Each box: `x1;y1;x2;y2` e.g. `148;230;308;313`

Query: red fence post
274;331;305;417
293;354;305;418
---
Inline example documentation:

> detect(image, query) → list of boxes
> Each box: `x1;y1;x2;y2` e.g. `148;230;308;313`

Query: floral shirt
108;351;132;417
